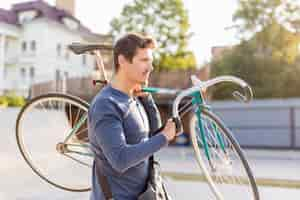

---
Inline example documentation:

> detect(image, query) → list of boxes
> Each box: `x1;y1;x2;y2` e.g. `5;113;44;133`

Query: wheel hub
56;142;68;154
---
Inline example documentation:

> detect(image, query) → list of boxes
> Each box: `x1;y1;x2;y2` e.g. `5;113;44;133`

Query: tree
233;0;300;37
209;0;300;100
232;0;300;62
211;30;300;99
211;41;286;99
109;0;196;70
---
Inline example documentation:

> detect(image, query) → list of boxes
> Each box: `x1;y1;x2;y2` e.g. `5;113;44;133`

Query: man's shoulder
90;91;116;112
89;87;129;118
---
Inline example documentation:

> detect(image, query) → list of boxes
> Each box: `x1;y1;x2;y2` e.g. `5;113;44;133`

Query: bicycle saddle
68;43;113;55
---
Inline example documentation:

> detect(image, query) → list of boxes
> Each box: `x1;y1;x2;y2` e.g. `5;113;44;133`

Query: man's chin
138;78;148;85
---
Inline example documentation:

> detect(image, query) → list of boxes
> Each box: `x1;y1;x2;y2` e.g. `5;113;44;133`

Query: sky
1;0;240;64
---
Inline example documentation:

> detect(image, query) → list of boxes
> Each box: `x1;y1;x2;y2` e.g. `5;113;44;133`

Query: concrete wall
212;99;300;148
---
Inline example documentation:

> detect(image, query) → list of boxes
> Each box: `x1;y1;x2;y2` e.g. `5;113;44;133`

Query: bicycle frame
62;84;226;166
142;86;227;164
62;48;253;165
16;44;258;197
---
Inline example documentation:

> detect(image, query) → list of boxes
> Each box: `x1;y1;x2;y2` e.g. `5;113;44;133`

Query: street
1;108;300;199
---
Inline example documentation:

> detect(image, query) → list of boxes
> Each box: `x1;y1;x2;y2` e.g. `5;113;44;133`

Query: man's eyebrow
141;57;153;62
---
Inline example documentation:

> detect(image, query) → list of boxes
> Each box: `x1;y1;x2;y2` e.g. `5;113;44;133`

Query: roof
0;8;18;25
0;0;102;39
11;0;79;23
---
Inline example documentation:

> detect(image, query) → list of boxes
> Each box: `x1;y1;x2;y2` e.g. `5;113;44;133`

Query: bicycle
16;43;260;200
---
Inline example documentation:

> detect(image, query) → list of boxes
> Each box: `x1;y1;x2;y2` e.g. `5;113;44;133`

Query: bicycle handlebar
171;75;253;133
74;42;253;133
232;84;253;103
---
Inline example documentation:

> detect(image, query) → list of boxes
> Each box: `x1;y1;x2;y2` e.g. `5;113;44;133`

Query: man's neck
110;73;136;97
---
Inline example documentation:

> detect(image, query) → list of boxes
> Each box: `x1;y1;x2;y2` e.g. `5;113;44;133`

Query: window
31;40;36;51
29;67;35;79
57;44;62;56
64;71;69;79
3;67;7;79
62;17;79;30
55;69;61;80
82;54;86;65
20;67;26;79
18;10;37;24
55;69;61;91
4;40;9;53
21;41;26;52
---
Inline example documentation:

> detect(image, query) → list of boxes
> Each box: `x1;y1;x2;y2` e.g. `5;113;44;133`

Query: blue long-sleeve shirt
88;84;168;200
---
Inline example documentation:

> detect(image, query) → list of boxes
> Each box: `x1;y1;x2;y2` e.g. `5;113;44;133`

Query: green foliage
211;40;300;99
210;0;300;100
109;0;196;70
157;51;196;70
233;0;300;37
0;96;8;107
252;22;300;64
0;93;26;107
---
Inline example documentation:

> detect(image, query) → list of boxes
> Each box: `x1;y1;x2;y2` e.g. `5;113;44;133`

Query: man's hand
161;119;176;142
132;82;149;97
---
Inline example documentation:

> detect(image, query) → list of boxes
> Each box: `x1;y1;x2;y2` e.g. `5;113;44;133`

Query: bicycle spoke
66;143;90;148
73;127;88;138
190;109;258;199
16;94;92;192
69;102;73;127
38;101;46;111
74;108;81;127
62;153;92;167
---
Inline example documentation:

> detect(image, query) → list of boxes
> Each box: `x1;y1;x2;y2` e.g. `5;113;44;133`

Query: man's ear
118;54;127;68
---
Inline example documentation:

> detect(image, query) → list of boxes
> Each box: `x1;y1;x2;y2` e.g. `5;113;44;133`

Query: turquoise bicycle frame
142;87;227;162
64;86;226;159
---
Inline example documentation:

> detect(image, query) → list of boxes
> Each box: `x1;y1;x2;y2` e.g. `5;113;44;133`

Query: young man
88;33;178;200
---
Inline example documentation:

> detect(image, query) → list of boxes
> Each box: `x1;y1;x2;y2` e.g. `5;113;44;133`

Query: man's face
122;48;154;85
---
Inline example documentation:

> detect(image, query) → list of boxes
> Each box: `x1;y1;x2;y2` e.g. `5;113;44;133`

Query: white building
0;0;112;97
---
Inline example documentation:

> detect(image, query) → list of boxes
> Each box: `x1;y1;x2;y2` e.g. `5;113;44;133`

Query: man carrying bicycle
88;33;177;200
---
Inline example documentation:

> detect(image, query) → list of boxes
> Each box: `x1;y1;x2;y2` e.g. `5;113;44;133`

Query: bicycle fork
191;91;227;170
191;91;226;200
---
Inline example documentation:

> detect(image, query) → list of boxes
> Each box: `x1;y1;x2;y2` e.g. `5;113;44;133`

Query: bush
0;96;8;107
0;93;26;107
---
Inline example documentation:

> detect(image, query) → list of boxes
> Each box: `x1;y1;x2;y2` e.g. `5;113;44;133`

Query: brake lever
232;85;253;103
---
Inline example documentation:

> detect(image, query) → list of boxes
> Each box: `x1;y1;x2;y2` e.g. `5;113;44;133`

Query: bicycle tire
189;108;260;200
16;93;91;192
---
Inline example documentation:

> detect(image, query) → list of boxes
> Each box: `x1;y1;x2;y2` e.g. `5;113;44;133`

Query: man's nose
149;64;154;72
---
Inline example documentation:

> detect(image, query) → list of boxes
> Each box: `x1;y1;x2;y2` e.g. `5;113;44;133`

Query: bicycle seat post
93;50;108;84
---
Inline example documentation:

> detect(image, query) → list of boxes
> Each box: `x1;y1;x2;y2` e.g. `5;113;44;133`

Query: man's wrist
160;132;169;145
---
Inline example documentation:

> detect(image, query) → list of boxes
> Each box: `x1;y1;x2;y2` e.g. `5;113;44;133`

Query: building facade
0;0;112;97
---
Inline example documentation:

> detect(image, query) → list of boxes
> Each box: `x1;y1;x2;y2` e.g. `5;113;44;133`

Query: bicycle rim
16;93;92;192
189;108;259;200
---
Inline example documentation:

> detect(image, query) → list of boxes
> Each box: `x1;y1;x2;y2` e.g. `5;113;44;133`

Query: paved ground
157;147;300;199
1;108;300;199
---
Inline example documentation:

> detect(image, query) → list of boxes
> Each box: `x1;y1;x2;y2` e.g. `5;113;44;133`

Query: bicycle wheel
16;93;92;192
189;108;259;200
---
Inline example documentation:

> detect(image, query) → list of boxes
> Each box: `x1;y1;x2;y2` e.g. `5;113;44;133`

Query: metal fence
211;98;300;149
31;77;300;149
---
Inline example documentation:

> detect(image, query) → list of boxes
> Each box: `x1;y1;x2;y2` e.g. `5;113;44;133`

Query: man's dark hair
113;33;156;72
